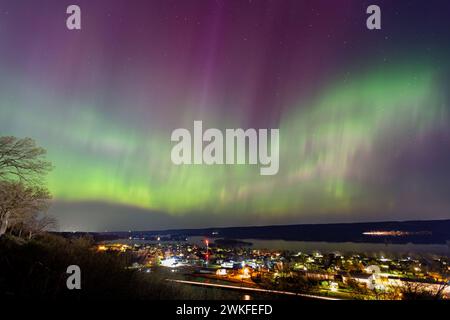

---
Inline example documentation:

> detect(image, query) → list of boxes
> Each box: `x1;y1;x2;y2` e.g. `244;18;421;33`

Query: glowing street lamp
205;239;209;265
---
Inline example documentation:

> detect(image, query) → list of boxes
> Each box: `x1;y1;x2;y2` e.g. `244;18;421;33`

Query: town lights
161;257;177;268
205;239;209;265
330;282;339;292
241;267;250;279
216;269;227;276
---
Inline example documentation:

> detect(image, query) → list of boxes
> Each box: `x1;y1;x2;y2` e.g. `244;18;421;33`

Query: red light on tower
205;239;209;265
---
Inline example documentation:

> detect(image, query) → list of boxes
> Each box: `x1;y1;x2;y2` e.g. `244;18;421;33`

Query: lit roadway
166;279;340;300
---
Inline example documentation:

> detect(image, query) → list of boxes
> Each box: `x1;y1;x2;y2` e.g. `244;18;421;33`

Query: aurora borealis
1;0;450;231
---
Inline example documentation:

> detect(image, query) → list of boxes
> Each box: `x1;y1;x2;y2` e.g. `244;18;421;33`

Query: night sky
1;0;449;231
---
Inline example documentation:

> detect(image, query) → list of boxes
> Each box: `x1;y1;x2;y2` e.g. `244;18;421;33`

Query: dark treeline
0;233;248;299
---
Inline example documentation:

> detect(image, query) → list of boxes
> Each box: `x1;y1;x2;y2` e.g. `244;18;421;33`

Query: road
166;278;340;300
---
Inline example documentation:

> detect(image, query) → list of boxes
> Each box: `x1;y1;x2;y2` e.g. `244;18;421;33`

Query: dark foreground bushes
0;234;235;299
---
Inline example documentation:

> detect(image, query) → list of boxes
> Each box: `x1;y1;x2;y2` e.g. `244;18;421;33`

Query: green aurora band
2;62;446;219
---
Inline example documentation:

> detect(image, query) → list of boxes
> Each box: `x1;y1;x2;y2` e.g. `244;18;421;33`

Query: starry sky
1;0;449;231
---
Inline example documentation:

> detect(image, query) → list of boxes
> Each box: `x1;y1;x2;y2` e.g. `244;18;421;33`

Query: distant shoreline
56;218;450;245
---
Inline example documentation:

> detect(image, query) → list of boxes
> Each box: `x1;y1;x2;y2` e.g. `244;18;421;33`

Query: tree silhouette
0;136;52;183
0;137;53;236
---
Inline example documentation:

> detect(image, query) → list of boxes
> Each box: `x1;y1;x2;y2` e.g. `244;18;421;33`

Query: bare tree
17;210;57;239
399;281;448;300
0;136;52;183
0;181;52;236
0;137;53;237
